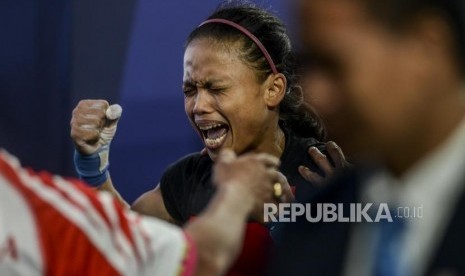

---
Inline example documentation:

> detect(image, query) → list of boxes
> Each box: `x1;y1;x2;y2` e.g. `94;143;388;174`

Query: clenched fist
70;100;122;155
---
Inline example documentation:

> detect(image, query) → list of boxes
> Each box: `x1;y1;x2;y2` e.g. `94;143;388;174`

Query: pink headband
199;18;279;74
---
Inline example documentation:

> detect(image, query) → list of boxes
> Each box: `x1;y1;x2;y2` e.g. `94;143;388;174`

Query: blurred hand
212;149;289;222
298;141;348;185
70;100;122;155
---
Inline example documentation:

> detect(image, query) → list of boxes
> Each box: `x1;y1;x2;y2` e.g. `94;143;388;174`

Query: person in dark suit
273;0;465;275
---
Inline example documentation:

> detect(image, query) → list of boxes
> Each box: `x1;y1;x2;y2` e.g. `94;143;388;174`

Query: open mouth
196;121;229;150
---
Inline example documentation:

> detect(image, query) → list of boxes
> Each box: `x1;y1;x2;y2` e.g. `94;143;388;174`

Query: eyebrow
182;79;226;88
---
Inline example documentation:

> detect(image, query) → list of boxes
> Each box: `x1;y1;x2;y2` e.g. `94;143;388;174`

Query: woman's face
183;38;275;160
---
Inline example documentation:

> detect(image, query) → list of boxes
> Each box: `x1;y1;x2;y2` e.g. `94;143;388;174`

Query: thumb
100;104;122;145
105;104;123;121
106;104;122;121
105;104;123;128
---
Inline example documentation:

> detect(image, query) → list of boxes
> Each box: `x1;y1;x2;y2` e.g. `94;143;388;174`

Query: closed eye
183;85;197;97
209;87;226;94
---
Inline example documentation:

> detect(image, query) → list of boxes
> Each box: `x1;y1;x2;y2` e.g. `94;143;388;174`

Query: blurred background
0;0;291;203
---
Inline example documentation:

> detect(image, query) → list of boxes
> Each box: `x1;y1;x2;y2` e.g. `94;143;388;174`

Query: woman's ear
264;73;287;108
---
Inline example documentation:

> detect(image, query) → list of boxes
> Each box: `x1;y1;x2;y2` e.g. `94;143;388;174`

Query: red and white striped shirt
0;149;197;276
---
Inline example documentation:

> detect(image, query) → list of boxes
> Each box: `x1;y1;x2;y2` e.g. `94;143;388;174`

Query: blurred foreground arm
185;149;281;275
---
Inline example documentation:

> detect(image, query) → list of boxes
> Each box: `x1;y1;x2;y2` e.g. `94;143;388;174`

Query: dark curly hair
185;1;326;140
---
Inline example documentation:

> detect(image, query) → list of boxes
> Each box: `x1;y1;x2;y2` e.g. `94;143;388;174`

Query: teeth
198;123;223;130
204;132;227;148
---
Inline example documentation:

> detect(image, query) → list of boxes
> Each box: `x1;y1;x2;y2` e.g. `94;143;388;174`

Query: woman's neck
253;125;286;159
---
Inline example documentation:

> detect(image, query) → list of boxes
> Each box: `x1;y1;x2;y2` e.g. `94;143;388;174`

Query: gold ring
273;182;282;198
